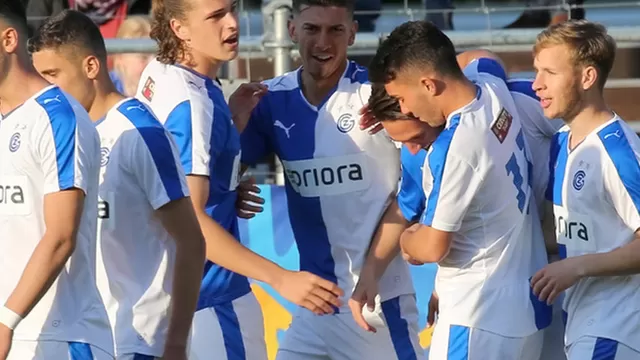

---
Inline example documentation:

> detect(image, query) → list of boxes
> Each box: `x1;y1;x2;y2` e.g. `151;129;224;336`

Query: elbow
45;232;77;262
181;233;206;262
415;247;449;264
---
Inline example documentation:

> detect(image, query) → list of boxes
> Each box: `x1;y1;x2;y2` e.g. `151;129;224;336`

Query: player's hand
273;270;344;315
348;266;379;333
229;82;268;131
426;291;439;328
400;224;425;266
531;257;584;305
235;177;264;219
160;344;188;360
359;104;384;135
0;324;12;360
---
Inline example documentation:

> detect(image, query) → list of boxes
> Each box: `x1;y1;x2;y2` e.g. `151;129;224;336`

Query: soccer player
0;1;113;359
138;0;343;358
530;20;640;359
29;10;206;360
364;20;551;359
231;1;423;359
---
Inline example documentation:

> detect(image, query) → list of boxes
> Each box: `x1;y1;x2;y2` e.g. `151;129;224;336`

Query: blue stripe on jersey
214;301;246;360
548;131;570;205
528;280;553;330
423;114;462;226
598;121;640;212
398;146;427;222
475;58;508;83
380;297;418;360
68;342;93;360
507;79;538;100
133;354;154;360
592;338;618;360
35;87;77;190
117;99;186;201
447;325;470;360
164;100;194;174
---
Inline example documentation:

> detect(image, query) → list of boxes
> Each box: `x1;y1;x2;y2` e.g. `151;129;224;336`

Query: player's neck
566;97;614;147
0;60;49;115
299;61;347;106
179;53;222;80
88;80;126;122
440;78;478;120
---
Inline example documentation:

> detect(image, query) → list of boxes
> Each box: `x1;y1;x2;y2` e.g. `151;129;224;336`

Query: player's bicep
43;188;84;241
164;100;213;176
185;175;211;213
130;128;189;210
421;155;482;232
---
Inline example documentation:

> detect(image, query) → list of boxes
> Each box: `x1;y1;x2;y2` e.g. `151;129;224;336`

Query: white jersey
241;61;414;310
548;116;640;351
95;98;189;356
399;58;550;337
0;86;112;353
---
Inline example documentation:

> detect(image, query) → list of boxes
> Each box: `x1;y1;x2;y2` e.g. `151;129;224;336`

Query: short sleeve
35;98;94;195
421;122;485;232
241;96;273;166
163;99;213;176
397;148;427;222
128;126;189;210
463;58;508;83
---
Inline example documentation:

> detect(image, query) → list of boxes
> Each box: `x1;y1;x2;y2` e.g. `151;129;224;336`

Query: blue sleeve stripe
549;131;569;206
423;114;462;226
35;88;77;190
507;80;539;100
164;100;194;174
118;100;186;201
475;58;508;83
598;121;640;212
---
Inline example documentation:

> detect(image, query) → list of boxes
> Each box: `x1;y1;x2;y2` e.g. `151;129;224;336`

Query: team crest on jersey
572;170;586;191
9;132;21;152
337;113;355;133
141;77;155;101
491;108;512;143
100;147;111;167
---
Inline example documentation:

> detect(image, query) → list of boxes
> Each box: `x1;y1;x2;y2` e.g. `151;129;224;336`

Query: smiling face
289;5;356;80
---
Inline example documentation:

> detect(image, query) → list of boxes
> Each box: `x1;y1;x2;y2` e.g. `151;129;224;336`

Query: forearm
364;200;409;279
578;237;640;277
195;212;285;285
5;234;75;317
401;225;450;263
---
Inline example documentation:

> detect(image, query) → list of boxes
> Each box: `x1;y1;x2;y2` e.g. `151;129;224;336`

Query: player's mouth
311;54;333;64
540;97;552;109
223;34;239;47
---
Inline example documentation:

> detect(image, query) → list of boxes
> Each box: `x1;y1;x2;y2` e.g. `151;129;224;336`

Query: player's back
241;61;415;309
549;116;640;352
136;59;250;308
425;59;550;337
0;86;112;351
95;97;188;356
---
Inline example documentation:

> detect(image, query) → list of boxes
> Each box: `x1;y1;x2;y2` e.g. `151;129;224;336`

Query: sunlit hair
150;0;190;64
533;19;616;90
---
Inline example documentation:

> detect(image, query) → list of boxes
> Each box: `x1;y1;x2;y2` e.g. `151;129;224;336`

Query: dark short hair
292;0;355;14
369;20;462;84
368;82;413;121
28;10;107;62
0;0;28;35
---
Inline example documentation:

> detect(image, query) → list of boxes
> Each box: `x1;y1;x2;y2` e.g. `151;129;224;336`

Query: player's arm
541;200;558;254
127;126;205;351
401;150;484;263
457;50;508;83
3;114;91;328
228;82;268;134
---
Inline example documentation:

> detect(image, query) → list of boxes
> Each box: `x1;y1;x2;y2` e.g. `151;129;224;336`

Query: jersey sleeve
240;96;273;166
127;127;190;210
163;99;213;177
36;105;94;196
602;136;640;232
420;126;485;232
463;58;508;84
397;147;427;222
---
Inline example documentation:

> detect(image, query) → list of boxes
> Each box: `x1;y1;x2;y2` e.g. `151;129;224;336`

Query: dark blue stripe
35;87;77;190
508;79;538;100
68;342;94;360
164;100;194;174
558;244;567;260
447;325;470;360
592;337;618;360
133;354;154;360
549;131;569;205
214;301;246;360
398;146;428;222
118;99;186;201
598;121;640;212
529;279;553;330
380;297;418;360
475;58;508;82
423;114;462;226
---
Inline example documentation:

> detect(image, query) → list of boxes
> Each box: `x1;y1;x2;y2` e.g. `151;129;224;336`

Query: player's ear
419;77;437;96
0;26;20;54
348;19;358;46
170;18;190;42
83;55;100;81
287;19;297;43
581;65;598;91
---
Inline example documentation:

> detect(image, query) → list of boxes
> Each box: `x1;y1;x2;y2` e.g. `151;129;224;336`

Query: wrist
0;306;22;330
264;264;288;289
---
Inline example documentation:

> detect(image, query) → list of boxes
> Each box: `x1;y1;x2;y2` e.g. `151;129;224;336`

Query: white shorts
276;294;423;360
7;340;113;360
540;298;567;360
188;291;267;360
429;322;544;360
567;336;640;360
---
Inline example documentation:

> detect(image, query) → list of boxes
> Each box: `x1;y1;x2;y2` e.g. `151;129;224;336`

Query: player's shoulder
597;116;640;155
401;145;428;173
507;78;537;101
31;86;94;134
463;57;508;84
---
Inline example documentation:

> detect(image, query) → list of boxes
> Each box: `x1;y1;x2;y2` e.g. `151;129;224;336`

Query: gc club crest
573;170;586;191
9;132;20;152
100;147;110;167
337;113;355;133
